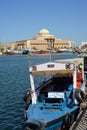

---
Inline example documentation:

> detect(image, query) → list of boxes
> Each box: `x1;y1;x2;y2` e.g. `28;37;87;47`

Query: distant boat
23;57;87;130
3;50;22;55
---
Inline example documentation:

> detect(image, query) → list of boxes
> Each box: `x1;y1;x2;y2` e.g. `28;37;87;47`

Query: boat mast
45;38;55;61
29;70;37;104
73;62;77;89
82;57;84;80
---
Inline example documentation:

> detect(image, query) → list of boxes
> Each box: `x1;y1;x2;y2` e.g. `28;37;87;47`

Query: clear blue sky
0;0;87;45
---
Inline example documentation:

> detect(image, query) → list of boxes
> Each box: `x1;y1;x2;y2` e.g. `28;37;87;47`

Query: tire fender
75;89;86;103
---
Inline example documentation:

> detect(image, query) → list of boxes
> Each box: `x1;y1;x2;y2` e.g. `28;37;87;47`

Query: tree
0;48;4;52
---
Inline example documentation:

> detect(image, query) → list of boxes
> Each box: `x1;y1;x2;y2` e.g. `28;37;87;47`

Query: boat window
47;64;54;68
34;73;53;89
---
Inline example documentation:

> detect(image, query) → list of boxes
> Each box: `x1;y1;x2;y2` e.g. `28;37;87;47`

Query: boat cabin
29;58;84;105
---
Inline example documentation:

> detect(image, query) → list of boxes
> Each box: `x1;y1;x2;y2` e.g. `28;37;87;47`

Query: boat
23;57;87;130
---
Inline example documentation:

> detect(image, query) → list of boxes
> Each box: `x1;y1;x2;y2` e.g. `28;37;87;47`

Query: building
10;42;16;50
81;42;87;49
10;28;71;51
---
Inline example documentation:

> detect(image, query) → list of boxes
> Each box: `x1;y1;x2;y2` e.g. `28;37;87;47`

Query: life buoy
24;89;31;102
23;89;32;110
75;89;86;103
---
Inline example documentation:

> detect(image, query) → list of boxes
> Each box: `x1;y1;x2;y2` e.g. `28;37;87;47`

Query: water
0;53;78;130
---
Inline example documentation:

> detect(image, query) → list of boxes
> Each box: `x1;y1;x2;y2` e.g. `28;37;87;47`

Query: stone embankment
69;101;87;130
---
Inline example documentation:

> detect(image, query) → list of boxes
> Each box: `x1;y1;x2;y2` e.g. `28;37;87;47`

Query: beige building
10;42;16;50
10;28;71;51
81;42;87;50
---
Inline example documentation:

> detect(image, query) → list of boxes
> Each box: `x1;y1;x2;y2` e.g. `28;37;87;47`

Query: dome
39;28;50;34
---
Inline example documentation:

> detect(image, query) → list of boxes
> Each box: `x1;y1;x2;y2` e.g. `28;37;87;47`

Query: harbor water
0;53;78;130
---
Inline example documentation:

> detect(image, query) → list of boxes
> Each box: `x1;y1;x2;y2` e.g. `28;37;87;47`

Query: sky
0;0;87;45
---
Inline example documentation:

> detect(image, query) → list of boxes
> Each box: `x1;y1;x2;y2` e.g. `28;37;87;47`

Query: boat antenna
47;38;55;62
28;51;32;67
49;49;52;61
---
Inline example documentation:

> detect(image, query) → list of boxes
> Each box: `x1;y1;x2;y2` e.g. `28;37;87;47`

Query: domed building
32;28;55;40
11;28;71;51
28;28;55;50
29;28;71;50
39;28;50;35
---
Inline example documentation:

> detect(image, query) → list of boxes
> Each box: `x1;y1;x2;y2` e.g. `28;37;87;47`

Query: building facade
10;28;71;51
81;42;87;49
10;42;16;50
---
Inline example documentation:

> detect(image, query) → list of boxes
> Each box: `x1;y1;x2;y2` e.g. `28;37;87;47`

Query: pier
69;101;87;130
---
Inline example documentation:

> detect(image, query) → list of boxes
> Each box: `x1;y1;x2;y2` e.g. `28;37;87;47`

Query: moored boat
23;57;87;130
